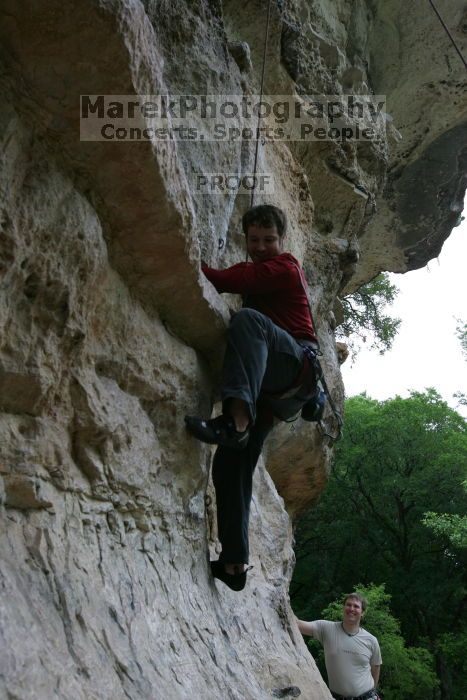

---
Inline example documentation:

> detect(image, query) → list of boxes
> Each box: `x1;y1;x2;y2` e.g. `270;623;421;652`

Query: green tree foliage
308;584;438;700
338;274;401;356
292;391;467;699
453;321;467;408
455;319;467;360
423;508;467;549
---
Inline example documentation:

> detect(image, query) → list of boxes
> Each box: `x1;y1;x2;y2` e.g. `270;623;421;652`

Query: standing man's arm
370;636;382;690
371;664;381;688
296;619;317;636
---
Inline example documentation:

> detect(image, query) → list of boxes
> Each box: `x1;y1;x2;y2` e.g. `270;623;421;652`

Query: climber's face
246;225;283;262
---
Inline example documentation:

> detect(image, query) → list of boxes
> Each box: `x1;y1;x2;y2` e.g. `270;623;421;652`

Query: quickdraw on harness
265;265;343;441
302;346;344;441
298;269;343;441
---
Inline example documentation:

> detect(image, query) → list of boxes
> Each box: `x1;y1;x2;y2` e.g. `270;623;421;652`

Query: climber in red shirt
185;204;318;592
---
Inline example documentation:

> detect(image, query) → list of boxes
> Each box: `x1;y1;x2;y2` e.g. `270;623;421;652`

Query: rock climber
296;592;382;700
185;204;319;591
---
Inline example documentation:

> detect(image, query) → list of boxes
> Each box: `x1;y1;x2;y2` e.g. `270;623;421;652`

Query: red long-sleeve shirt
202;253;317;342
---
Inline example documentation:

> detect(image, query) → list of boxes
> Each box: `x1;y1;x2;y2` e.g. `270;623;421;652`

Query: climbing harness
261;341;343;440
259;264;343;440
297;346;344;441
427;0;467;69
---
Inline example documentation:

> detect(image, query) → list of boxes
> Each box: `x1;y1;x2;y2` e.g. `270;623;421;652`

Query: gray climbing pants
220;307;316;422
214;308;317;563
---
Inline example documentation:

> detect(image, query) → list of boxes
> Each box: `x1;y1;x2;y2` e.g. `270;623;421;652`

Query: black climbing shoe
184;414;249;450
210;560;252;592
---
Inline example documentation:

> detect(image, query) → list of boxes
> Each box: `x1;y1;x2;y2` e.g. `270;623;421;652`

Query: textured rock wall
0;1;465;698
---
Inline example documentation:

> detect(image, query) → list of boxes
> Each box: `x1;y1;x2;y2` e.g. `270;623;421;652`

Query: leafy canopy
338;273;401;356
456;318;467;360
292;391;467;699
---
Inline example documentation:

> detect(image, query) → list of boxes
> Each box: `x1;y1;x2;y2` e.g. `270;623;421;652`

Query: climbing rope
427;0;467;69
250;0;273;209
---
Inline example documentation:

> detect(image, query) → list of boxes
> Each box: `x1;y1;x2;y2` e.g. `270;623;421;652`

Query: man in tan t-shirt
296;592;382;700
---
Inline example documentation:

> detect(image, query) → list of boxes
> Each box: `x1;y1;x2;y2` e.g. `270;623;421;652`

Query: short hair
242;204;287;238
343;592;367;612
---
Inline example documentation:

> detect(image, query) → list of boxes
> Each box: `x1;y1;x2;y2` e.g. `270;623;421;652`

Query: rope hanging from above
427;0;467;69
250;0;273;209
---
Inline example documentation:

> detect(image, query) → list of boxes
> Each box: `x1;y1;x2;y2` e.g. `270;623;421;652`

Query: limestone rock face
0;1;465;698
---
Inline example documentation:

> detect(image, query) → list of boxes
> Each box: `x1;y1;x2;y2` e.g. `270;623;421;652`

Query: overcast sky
341;202;467;418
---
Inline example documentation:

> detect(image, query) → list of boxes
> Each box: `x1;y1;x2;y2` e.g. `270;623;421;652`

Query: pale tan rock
3;474;54;510
336;342;350;365
0;366;47;416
